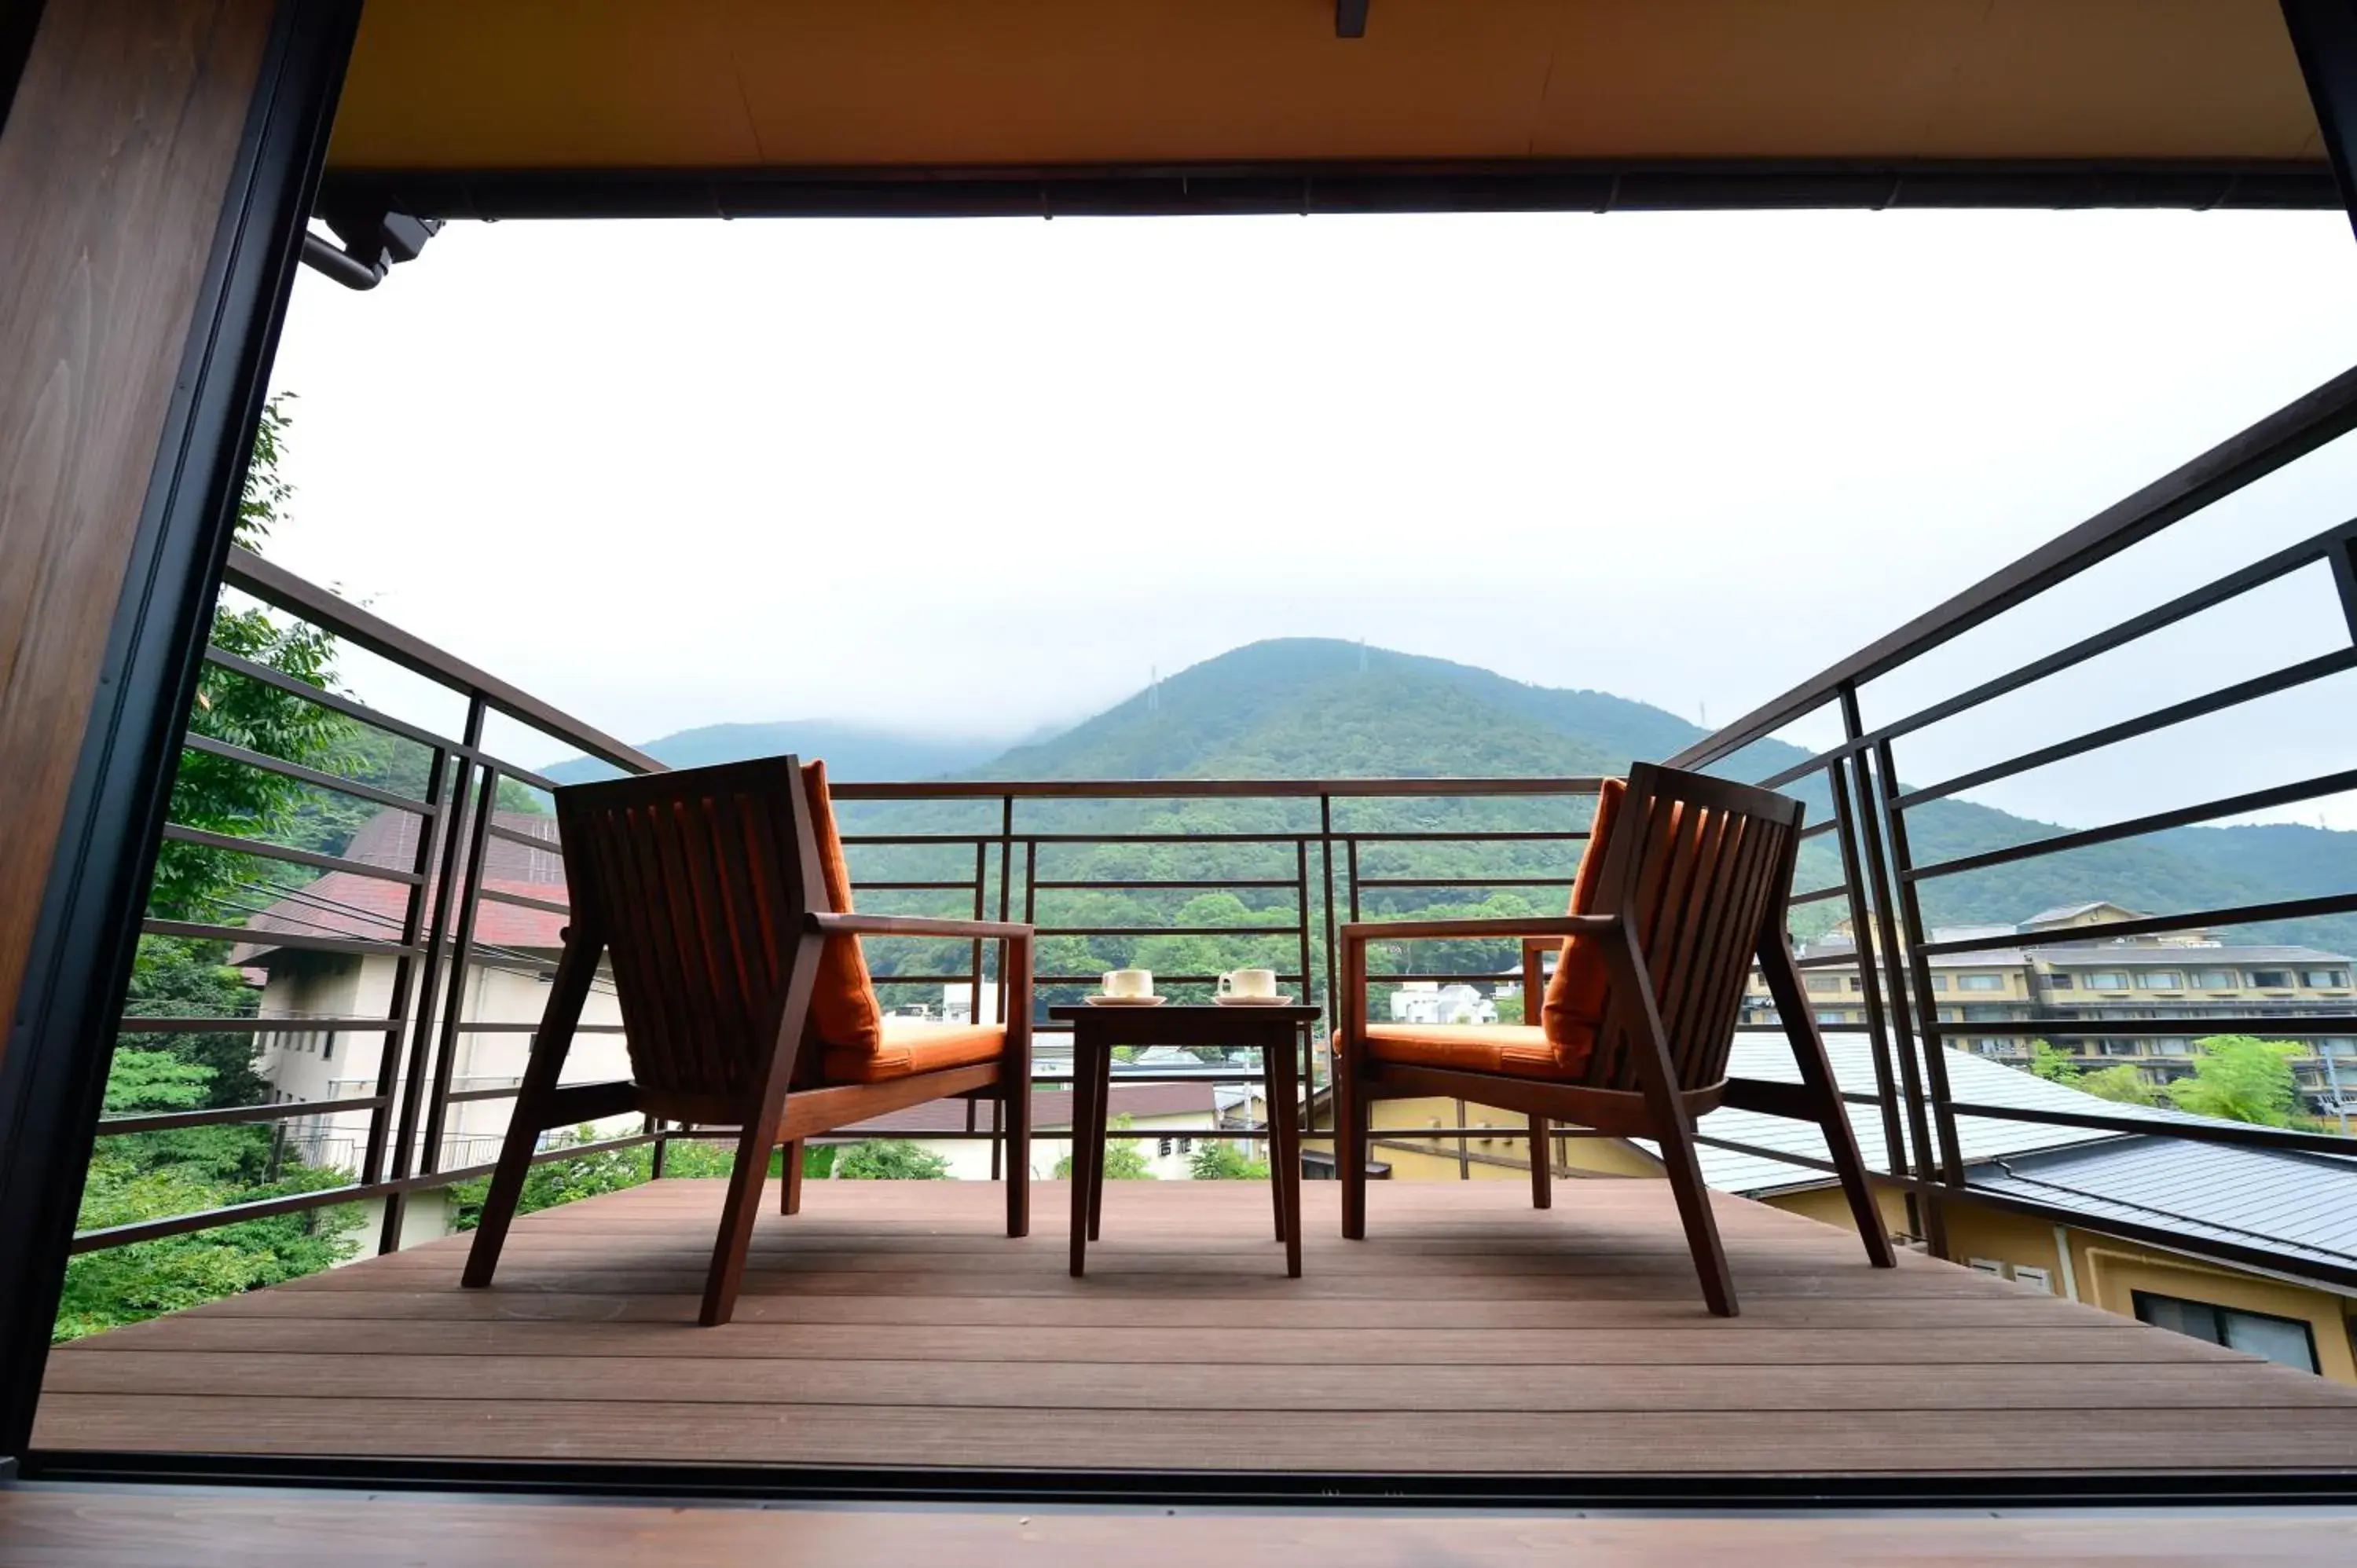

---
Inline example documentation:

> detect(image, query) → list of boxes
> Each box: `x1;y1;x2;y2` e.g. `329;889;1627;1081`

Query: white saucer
1085;994;1166;1006
1215;994;1296;1006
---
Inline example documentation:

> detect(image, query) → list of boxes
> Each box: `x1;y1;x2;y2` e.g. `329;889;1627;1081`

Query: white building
1389;980;1498;1026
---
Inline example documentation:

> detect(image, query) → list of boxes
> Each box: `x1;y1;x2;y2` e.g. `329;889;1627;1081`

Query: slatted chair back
1581;762;1805;1094
554;756;829;1106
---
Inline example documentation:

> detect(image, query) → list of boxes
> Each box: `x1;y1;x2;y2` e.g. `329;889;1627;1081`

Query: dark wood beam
2282;0;2357;244
0;0;358;1461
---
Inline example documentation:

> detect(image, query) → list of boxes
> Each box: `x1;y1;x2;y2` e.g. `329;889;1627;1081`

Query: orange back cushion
802;760;882;1053
1540;776;1626;1074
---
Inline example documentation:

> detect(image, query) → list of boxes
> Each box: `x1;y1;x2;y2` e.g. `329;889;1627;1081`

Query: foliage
2165;1036;2308;1127
2026;1042;2080;1085
1188;1141;1269;1181
1054;1116;1154;1180
56;1049;363;1341
2079;1064;2164;1106
831;1140;951;1179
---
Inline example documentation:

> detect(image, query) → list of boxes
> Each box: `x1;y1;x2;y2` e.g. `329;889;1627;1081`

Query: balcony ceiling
328;0;2328;210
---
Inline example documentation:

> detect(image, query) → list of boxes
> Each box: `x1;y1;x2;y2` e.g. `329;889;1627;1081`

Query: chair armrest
809;912;1034;940
1339;915;1619;944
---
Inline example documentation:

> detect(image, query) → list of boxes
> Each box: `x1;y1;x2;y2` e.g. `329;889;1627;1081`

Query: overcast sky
260;208;2357;828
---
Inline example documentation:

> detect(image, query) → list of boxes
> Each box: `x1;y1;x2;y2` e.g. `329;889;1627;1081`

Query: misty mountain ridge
544;637;2357;952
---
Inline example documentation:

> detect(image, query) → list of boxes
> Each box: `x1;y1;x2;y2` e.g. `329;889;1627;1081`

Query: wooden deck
33;1178;2357;1478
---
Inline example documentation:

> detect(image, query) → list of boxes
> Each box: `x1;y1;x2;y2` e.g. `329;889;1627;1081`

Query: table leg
1088;1032;1113;1242
1069;1034;1102;1278
1267;1024;1303;1278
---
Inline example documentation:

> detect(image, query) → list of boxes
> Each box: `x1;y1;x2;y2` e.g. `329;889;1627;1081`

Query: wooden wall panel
0;0;277;1070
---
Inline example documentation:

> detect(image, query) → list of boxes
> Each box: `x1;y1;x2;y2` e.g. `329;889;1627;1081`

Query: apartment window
1972;1040;2006;1056
1805;976;1840;994
2044;972;2074;990
2084;972;2130;990
1928;975;1949;991
2190;969;2237;989
2103;1041;2141;1057
2133;1291;2319;1375
2250;969;2294;989
2156;1038;2192;1056
1847;976;1864;992
2304;969;2348;988
2135;971;2184;991
1814;1010;1844;1026
2325;1039;2357;1057
1937;1008;1960;1023
1956;974;2005;992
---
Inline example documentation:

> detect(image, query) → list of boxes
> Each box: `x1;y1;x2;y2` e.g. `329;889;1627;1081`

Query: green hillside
839;640;2357;990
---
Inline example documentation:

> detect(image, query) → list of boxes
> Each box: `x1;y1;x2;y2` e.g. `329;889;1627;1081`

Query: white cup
1102;968;1153;998
1219;968;1279;999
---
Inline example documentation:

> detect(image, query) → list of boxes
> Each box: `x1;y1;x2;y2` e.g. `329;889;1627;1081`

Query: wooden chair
1334;761;1894;1317
461;754;1032;1326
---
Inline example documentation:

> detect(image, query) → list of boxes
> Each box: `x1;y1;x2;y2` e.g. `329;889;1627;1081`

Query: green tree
2027;1041;2081;1085
1188;1141;1269;1181
2166;1035;2308;1127
2080;1064;2164;1106
832;1140;951;1179
1054;1116;1154;1179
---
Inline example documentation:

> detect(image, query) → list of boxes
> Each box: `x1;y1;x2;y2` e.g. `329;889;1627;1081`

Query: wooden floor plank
5;1489;2353;1568
31;1178;2357;1475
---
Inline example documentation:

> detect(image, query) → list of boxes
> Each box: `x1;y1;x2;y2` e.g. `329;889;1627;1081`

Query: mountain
542;721;1005;786
551;639;2357;958
962;639;2357;951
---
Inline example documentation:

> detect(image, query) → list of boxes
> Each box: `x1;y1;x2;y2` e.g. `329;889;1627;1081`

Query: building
1389;981;1498;1026
838;1079;1266;1181
235;808;632;1243
1748;903;2357;1120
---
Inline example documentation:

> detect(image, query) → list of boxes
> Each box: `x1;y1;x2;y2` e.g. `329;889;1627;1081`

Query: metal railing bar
1923;892;2357;954
436;1021;626;1034
853;881;981;892
223;547;665;775
139;918;420;958
483;821;559;852
1351;876;1573;889
1941;1099;2357;1156
1786;885;1850;907
178;731;432;813
830;778;1607;800
475;886;570;917
1666;364;2357;769
158;823;425;885
67;1133;662;1255
93;1094;390;1136
1904;764;2357;883
1925;1015;2357;1035
1798;819;1836;841
1032;925;1302;939
115;1014;398;1034
1343;830;1589;844
1893;646;2357;811
1031;878;1301;891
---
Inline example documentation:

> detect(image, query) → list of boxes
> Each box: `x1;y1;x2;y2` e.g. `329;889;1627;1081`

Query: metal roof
1657;1033;2148;1196
321;0;2332;218
1970;1137;2357;1277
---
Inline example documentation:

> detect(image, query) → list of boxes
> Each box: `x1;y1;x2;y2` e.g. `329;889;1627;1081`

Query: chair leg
1608;929;1737;1317
1339;1066;1369;1241
778;1141;805;1215
1528;1114;1552;1210
700;1125;774;1328
1758;932;1897;1269
1003;1080;1031;1239
463;924;598;1290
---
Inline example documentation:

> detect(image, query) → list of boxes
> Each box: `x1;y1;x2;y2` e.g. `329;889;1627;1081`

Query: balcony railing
75;361;2357;1309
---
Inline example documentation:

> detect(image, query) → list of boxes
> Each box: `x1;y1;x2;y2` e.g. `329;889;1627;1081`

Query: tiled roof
1970;1138;2357;1275
1660;1033;2165;1196
234;809;570;961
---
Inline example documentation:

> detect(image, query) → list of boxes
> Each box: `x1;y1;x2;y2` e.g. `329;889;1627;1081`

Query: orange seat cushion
1538;775;1627;1078
1365;1023;1577;1080
802;759;884;1056
822;1020;1007;1083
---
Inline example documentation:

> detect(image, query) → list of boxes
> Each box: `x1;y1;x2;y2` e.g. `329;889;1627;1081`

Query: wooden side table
1049;1003;1320;1279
